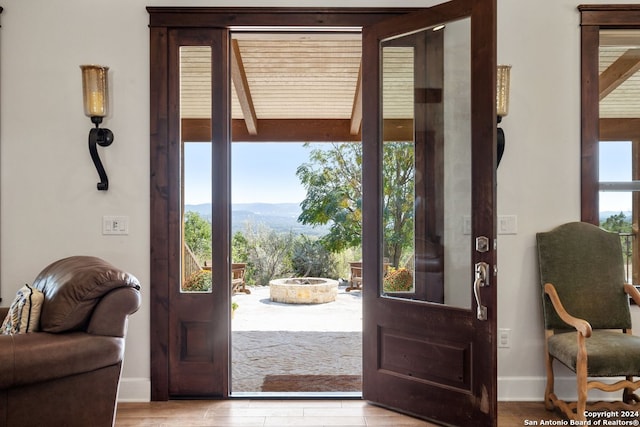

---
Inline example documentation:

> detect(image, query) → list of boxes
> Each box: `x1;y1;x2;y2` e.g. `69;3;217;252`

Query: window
598;141;636;284
580;6;640;287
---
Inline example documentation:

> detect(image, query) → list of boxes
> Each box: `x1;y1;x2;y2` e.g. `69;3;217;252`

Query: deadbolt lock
475;236;489;253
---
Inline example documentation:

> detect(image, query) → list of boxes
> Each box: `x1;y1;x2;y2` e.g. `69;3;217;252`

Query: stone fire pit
269;277;339;304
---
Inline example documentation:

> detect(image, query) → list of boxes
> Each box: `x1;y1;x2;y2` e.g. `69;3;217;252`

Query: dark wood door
166;28;231;397
361;0;497;425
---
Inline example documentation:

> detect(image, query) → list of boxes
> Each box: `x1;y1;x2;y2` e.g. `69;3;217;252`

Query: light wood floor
114;400;561;426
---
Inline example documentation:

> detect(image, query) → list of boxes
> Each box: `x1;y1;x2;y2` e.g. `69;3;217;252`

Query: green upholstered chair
536;221;640;421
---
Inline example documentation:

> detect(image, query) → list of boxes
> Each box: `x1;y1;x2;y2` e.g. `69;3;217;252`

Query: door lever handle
474;262;489;321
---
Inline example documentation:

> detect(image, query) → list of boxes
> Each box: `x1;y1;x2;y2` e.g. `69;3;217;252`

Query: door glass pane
180;46;213;293
381;18;471;309
599;141;631;182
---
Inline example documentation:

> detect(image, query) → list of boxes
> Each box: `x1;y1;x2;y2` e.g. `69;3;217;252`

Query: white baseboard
117;377;151;402
498;376;626;402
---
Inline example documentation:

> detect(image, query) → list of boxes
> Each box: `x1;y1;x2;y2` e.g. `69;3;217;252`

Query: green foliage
601;212;633;267
243;223;294;286
184;211;212;264
296;142;414;267
382;142;414;267
182;270;212;292
231;231;255;284
601;212;632;234
333;247;362;280
383;268;413;292
290;235;337;278
232;231;250;263
297;143;363;253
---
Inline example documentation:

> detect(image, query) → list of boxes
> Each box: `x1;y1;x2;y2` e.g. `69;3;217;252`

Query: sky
184;140;634;212
184;142;320;205
599;141;632;213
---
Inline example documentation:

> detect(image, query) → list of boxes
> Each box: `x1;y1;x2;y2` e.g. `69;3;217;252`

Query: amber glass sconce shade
496;65;511;167
81;65;114;190
497;65;511;118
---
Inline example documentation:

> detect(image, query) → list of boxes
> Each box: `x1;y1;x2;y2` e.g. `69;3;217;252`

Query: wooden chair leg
575;335;588;421
544;351;555;411
544;331;556;411
623;376;640;403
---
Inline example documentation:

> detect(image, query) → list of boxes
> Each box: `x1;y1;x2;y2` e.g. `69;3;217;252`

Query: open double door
149;1;497;425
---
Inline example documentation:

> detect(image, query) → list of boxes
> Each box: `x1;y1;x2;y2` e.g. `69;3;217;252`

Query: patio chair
346;262;363;292
346;261;392;292
232;263;250;294
536;221;640;422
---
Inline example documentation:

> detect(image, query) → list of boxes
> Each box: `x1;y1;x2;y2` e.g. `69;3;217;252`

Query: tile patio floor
231;284;363;394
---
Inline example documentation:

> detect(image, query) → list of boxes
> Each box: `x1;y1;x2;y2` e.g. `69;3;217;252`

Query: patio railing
183;243;201;281
620;232;634;284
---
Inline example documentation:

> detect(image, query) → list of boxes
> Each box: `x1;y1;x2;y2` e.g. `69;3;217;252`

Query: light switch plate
103;216;129;235
463;216;472;235
498;215;518;235
464;215;517;235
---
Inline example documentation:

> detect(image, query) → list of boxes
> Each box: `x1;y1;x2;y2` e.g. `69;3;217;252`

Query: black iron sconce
496;65;511;167
81;65;113;190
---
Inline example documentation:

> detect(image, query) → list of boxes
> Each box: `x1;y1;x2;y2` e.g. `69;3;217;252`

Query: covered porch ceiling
179;31;415;142
180;31;640;143
599;30;640;139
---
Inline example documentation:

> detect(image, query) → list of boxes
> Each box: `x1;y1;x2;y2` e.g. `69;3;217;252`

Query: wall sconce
496;64;511;167
81;65;114;191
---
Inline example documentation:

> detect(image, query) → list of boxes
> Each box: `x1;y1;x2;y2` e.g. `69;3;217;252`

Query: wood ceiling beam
231;39;259;135
599;48;640;101
181;118;414;142
600;30;640;46
233;119;361;142
600;117;640;140
350;61;363;135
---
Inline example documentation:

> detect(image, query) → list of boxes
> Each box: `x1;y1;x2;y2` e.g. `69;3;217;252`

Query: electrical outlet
498;328;511;348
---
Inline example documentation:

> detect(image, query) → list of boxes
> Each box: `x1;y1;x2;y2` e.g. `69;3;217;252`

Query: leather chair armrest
0;332;123;389
87;287;141;337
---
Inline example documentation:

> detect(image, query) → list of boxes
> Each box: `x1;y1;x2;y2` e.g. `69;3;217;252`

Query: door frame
148;7;422;401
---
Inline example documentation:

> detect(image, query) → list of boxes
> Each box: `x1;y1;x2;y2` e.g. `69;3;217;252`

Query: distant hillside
184;203;329;236
599;211;632;222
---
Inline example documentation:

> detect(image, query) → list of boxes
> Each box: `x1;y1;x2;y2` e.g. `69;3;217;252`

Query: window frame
580;5;640;286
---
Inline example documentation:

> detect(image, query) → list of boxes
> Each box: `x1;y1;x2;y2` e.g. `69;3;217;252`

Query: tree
244;223;294;286
183;211;211;263
297;143;362;253
296;142;414;267
382;142;415;267
232;231;249;263
601;211;632;234
601;212;633;268
290;235;337;278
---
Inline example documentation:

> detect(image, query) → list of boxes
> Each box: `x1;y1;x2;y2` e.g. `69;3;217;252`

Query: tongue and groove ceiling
180;31;640;142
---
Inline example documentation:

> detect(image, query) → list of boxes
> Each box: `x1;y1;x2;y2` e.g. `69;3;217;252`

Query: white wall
1;0;637;402
496;0;640;401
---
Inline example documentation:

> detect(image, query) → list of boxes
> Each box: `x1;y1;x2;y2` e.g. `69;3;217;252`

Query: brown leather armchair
0;256;141;427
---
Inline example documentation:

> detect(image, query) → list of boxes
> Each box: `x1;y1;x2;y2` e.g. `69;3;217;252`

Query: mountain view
600;211;632;222
183;206;629;236
185;203;330;236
